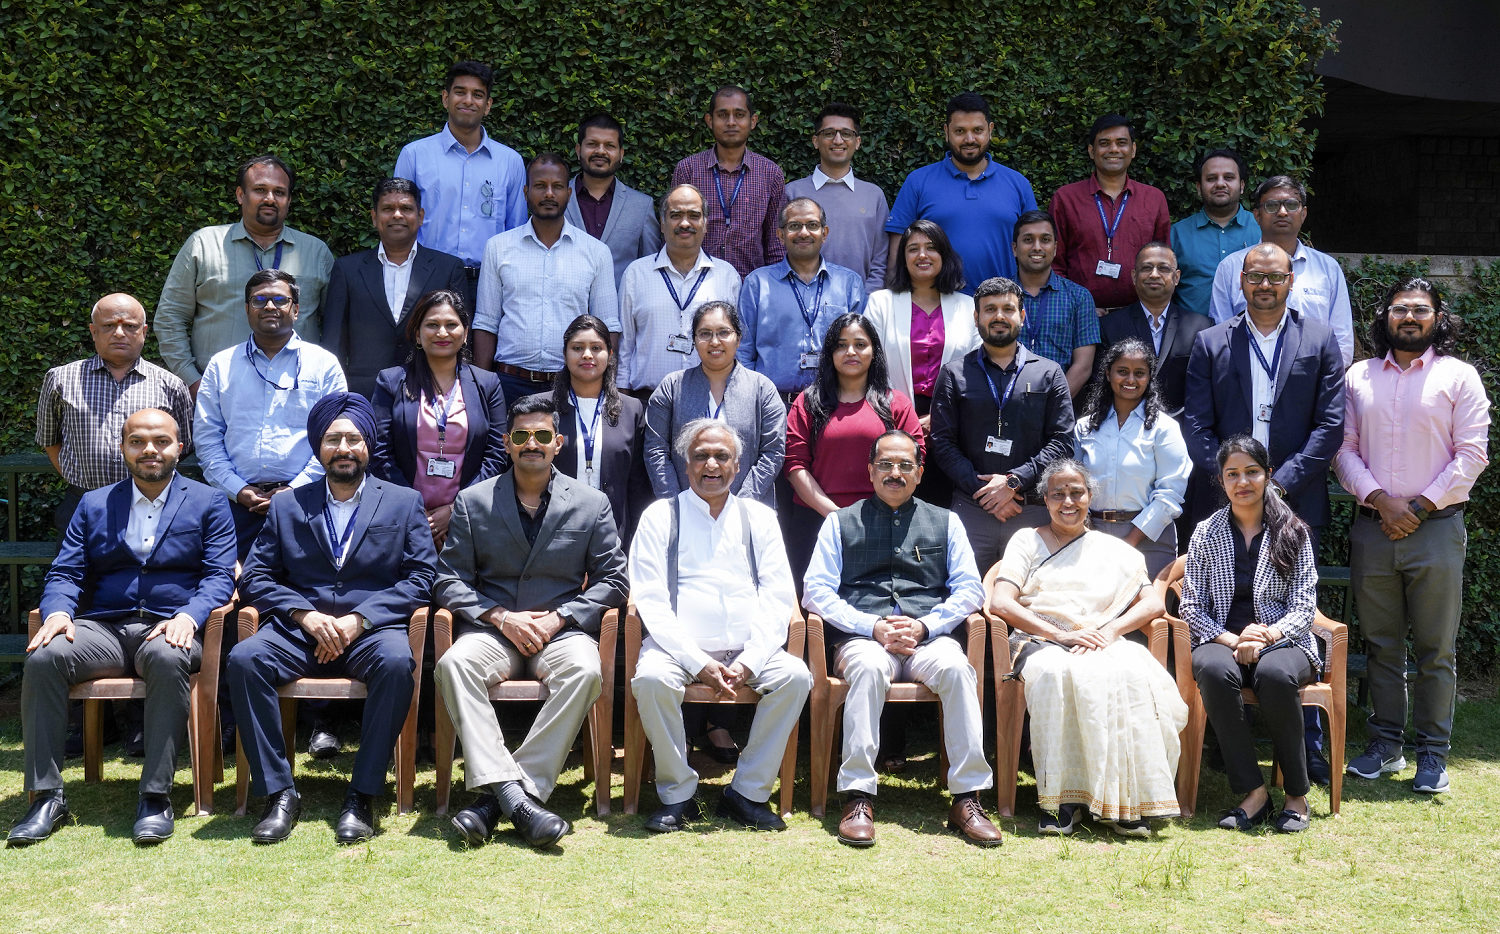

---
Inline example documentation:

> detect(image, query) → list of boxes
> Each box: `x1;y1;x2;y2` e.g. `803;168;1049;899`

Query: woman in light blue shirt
1073;338;1191;579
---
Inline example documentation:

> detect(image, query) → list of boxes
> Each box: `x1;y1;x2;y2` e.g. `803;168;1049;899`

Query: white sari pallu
997;529;1189;821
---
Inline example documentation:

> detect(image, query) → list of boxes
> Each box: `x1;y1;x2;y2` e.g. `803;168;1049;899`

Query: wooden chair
26;603;234;816
806;611;987;817
984;563;1171;818
232;605;429;815
621;604;805;817
1157;554;1348;817
431;606;620;817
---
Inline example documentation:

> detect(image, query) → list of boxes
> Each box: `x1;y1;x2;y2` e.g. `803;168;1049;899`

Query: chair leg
1327;701;1346;816
235;731;250;816
589;704;613;817
808;688;832;818
1176;693;1207;819
279;697;297;776
622;692;646;815
993;681;1025;818
938;719;950;788
83;699;104;784
582;719;596;784
434;693;455;815
397;688;419;816
189;675;214;816
778;715;799;820
213;709;225;784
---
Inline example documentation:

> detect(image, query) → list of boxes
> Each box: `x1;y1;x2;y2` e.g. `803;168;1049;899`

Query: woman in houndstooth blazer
1181;435;1320;834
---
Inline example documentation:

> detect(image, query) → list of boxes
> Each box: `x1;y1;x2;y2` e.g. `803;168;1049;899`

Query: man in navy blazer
13;409;235;847
1098;243;1215;416
228;393;436;845
320;178;468;398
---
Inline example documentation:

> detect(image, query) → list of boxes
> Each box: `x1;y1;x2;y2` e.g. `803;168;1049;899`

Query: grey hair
675;418;741;463
779;196;827;228
659;183;708;223
1038;457;1099;499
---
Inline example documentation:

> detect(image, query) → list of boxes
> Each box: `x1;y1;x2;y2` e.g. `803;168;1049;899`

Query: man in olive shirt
154;154;335;393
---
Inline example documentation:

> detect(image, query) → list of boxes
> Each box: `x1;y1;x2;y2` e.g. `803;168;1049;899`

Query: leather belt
251;481;290;494
494;362;557;383
464;265;482;280
1090;509;1141;522
1023;493;1047;507
1357;503;1465;522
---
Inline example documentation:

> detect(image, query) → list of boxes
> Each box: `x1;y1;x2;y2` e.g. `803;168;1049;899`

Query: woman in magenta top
784;312;923;581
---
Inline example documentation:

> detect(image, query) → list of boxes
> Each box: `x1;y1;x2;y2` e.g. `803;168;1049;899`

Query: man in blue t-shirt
885;92;1038;293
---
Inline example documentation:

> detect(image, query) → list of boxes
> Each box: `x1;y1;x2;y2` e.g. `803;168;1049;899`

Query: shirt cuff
1350;476;1382;507
1133;501;1176;542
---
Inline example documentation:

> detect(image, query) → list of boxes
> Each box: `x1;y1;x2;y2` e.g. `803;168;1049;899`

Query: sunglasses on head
508;429;556;446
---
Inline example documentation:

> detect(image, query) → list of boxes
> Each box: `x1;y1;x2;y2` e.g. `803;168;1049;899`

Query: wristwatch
1005;474;1023;491
1409;499;1430;522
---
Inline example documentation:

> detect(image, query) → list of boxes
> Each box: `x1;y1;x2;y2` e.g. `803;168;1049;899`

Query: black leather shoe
508;794;568;849
125;725;146;758
308;721;341;760
716;785;786;831
251;788;301;844
221;724;237;757
695;729;740;765
7;791;69;847
450;794;503;847
643;796;702;833
335;790;375;845
132;795;175;845
1306;746;1332;786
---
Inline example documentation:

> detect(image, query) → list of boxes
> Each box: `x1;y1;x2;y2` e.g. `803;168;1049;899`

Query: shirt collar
131;476;174;509
1381;344;1438;371
944;154;995;180
86;354;146;376
523;219;575;248
811;165;856;189
377;241;418;269
440;123;492;156
1091;173;1134;198
574;177;616;203
778;259;829;284
1194;206;1253;229
868;496;917;518
326;476;367;509
653;248;715;276
229;221;292;247
247;332;304;361
1247;310;1290;342
684;488;736;525
1145;302;1171;329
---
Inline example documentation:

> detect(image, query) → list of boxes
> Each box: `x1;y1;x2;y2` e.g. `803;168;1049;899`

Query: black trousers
1192;642;1315;797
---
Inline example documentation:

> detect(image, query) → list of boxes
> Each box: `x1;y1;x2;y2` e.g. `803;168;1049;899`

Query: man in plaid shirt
1011;209;1100;396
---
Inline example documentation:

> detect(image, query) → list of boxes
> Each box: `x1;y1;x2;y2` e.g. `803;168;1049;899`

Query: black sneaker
1347;738;1406;779
1412;753;1450;794
1038;803;1082;835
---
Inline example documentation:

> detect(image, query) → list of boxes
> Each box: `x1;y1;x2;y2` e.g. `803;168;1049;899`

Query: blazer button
893;547;901;555
523;573;532;581
893;518;901;526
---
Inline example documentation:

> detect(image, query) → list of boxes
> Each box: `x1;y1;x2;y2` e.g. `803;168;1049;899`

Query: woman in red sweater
784;312;924;582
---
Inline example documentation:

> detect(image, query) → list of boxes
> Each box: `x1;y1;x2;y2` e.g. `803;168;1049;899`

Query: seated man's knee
135;638;192;679
840;648;892;690
368;647;416;682
631;667;675;701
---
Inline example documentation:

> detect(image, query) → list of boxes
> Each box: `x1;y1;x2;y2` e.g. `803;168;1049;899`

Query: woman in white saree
988;458;1188;837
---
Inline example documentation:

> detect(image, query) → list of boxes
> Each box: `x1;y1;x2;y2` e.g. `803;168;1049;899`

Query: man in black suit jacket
1099;242;1214;416
228;393;437;846
320;178;468;397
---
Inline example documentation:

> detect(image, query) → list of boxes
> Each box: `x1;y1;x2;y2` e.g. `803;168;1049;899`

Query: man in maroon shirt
1048;115;1171;317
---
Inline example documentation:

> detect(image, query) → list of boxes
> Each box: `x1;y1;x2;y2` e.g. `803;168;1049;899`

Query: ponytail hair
1215;435;1309;578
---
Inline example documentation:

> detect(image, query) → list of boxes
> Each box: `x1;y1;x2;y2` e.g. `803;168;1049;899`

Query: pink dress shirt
909;301;946;398
1334;347;1490;510
413;382;469;510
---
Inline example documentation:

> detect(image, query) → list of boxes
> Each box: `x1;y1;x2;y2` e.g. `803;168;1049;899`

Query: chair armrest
981;563;1015;677
200;601;233;674
598;605;620;669
407;606;431;665
963;612;987;670
431;607;454;660
623;601;643;684
785;607;805;659
1311;610;1348;693
805;613;829;681
1144;615;1169;669
28;609;40;640
237;605;261;641
1165;612;1196;702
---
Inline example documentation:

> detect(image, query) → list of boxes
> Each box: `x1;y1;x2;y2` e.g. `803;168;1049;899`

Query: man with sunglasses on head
193;269;347;561
785;102;890;293
434;396;627;848
1208;175;1354;367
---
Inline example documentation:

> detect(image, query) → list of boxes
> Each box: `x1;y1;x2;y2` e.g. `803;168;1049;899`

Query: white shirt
801;508;983;639
618;248;741;390
324;478;366;568
1073;407;1192;541
628;491;795;676
1247;312;1290;449
573;394;603;490
1145;302;1169;354
125;479;173;562
1209;241;1354;366
377;242;418;322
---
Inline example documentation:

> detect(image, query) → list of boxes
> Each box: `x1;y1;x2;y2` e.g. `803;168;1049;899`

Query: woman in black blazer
371;289;509;548
523;313;651;545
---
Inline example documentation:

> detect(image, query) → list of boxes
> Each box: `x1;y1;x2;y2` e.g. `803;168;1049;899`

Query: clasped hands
1221;622;1281;664
873;615;927;655
294;609;364;663
483;607;564;658
975;474;1023;521
1371;492;1432;542
697;659;750;699
1049;626;1117;655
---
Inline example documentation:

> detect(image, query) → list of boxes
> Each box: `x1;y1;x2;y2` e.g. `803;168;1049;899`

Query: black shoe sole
837;833;876;847
450;813;491;847
251;833;293;845
335;831;374;845
133;830;174;845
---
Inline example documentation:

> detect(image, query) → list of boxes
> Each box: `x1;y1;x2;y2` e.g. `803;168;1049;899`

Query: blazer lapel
1270;312;1302;410
894;292;915;397
1159;305;1182;358
520;475;570;575
599;186;623;242
339;480;383;569
1128;305;1152;344
397;248;440;328
107;482;133;561
144;476;190;563
309;481;337;565
361;252;396;325
492;472;529;557
556;397;579;479
1228;319;1255;420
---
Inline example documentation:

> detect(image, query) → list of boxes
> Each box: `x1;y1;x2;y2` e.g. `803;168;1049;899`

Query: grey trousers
22;617;201;795
951;495;1050;575
434;628;602;802
1093;517;1178;581
834;635;992;796
632;639;811;805
1351;512;1467;758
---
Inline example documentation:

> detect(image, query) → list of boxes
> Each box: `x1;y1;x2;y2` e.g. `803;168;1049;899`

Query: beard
982;328;1018;349
326;457;366;483
127;455;177;484
1388;323;1435;353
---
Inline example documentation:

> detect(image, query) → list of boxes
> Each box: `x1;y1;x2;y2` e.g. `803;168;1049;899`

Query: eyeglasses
250;294;294;308
1135;263;1177;275
1388;304;1436;320
1257;198;1303;214
874;460;919;474
816;129;858;141
695;328;736;342
781;221;824;233
1241;272;1290;285
321;432;366;448
480;180;495;217
507;429;556;446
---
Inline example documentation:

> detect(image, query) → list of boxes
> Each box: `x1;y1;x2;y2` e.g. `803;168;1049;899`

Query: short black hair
576;113;623;145
973;277;1024;306
814;102;861;134
1252;174;1308;208
1193;148;1249;183
372;177;421;210
946;91;990;123
1088;114;1134;144
1012;208;1056;243
710;85;754;115
446;60;493;94
244;269;299;305
527;152;571;179
236;154;294;196
885;220;966;295
507;394;560;433
868;430;923;467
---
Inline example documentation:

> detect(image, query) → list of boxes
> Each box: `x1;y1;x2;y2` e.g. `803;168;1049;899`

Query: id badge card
1095;260;1122;279
426;457;456;478
666;334;693;354
985;436;1013;455
799;351;820;370
1257;403;1272;423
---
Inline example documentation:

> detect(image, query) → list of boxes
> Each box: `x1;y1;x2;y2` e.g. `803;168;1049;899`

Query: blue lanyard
659;265;710;313
430;383;458;455
788;269;826;337
569;388;603;475
252;240;284;272
709;391;726;421
244;338;300;391
1246;324;1287;386
712;164;746;226
323;499;360;567
979;348;1024;432
1092;191;1130;261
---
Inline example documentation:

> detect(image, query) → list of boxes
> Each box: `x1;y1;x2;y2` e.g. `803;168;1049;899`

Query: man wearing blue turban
228;391;438;845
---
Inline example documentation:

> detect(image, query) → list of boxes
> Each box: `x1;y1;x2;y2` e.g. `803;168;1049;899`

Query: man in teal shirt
1169;149;1258;319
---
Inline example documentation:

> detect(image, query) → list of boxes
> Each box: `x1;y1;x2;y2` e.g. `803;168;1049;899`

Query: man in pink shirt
1335;277;1490;796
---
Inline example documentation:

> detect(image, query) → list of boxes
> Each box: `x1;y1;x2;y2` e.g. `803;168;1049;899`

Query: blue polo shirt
886;155;1038;292
737;259;866;393
1169;206;1259;320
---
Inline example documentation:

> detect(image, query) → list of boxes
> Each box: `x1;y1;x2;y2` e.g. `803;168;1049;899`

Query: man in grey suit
564;114;663;289
434;395;629;849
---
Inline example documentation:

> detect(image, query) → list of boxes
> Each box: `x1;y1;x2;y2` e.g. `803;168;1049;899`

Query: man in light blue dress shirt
1170;149;1259;320
393;61;527;313
738;197;865;400
193;269;347;560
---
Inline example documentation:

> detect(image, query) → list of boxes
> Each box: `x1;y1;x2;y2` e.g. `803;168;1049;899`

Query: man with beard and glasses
228;392;436;846
802;430;999;848
472;153;619;405
885;92;1038;293
564;113;662;289
930;277;1074;572
11;409;235;848
1337;278;1490;797
1170;149;1259;321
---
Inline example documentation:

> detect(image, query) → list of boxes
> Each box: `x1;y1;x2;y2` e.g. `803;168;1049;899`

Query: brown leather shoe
948;796;1002;847
837;796;875;847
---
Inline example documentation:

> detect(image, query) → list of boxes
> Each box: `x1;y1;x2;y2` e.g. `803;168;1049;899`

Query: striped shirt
35;356;194;489
671;148;787;277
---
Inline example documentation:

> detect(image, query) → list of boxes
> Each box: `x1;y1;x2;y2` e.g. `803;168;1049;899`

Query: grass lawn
1;684;1496;934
